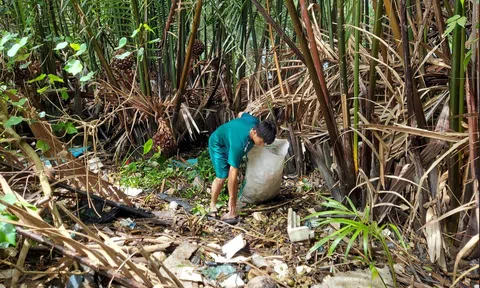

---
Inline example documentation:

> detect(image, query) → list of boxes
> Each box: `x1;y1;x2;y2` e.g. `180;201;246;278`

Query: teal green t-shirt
209;113;259;169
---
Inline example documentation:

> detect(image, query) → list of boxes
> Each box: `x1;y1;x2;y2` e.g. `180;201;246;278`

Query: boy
208;112;276;222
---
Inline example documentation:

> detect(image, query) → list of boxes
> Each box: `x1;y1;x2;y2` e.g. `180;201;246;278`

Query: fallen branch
55;182;173;225
16;227;149;288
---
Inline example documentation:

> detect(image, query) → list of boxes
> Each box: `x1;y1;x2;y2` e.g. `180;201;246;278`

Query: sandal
221;216;240;225
207;209;218;219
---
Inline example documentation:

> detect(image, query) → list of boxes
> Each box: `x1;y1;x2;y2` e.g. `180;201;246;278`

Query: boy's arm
227;166;239;216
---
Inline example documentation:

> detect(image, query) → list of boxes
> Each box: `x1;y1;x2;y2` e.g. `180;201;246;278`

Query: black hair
254;120;276;144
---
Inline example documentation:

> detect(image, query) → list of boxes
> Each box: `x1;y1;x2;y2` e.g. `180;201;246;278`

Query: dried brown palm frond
0;186;180;287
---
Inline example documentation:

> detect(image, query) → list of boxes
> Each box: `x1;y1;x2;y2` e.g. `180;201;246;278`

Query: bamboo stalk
363;0;383;177
172;0;203;127
448;0;465;233
353;0;361;173
337;0;349;97
286;0;355;200
383;0;404;58
251;0;306;64
399;0;427;129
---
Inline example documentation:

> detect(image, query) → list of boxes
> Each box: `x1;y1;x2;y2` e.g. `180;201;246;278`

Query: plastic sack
239;139;289;204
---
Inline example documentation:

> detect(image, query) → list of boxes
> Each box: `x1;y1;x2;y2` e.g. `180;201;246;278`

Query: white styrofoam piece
287;208;314;242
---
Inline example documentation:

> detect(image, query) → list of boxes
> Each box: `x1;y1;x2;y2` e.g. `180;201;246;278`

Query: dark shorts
208;137;229;179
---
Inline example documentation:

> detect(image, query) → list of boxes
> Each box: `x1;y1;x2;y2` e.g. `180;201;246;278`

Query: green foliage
0;194;17;248
54;41;69;50
53;121;78;135
116;37;127;50
64;59;83;76
4;116;23;128
0;215;16;248
27;74;46;84
143;139;153;155
80;72;95;83
115;51;132;59
443;15;467;37
36;140;51;153
7;36;28;57
305;197;408;288
120;150;215;195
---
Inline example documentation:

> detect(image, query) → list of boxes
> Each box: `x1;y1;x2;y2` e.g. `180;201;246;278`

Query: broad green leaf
48;74;64;84
36;140;50;153
27;73;46;83
52;122;66;132
54;41;68;50
80;71;95;83
143;139;153;155
0;194;17;211
75;43;87;56
116;37;127;50
137;47;144;61
457;16;467;27
19;61;31;69
0;32;17;47
61;90;69;100
64;59;83;76
65;122;78;134
15;53;30;62
70;43;81;51
446;14;461;24
115;51;132;60
37;86;49;94
7;37;28;57
0;219;16;248
11;98;27;107
4;116;23;128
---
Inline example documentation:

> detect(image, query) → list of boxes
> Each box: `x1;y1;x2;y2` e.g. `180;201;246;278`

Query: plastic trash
240;139;289;204
221;273;245;287
68;146;90;158
118;218;136;229
169;201;179;210
123;187;143;197
66;275;83;288
222;234;246;259
203;264;236;280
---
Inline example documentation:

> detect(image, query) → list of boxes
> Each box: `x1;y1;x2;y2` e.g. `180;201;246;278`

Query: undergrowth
305;196;409;288
119;150;216;194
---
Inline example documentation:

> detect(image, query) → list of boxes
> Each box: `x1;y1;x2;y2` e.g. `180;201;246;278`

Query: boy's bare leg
210;178;225;212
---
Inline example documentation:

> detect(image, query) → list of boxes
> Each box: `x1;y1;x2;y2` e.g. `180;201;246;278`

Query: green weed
305;196;408;288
